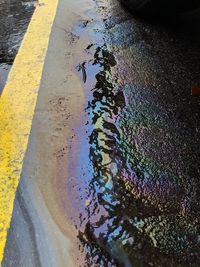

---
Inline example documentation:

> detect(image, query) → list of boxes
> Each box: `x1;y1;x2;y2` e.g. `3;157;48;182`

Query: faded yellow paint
0;0;59;262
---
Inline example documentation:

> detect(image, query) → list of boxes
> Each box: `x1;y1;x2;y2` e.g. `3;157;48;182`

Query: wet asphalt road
70;2;200;266
2;0;200;266
0;0;36;92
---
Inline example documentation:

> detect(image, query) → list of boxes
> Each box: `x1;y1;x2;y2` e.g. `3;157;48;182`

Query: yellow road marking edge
0;0;59;262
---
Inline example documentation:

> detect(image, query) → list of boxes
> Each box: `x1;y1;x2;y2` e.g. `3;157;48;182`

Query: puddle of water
69;3;146;266
68;0;200;266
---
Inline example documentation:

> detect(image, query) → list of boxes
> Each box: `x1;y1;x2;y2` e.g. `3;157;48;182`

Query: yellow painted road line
0;0;59;262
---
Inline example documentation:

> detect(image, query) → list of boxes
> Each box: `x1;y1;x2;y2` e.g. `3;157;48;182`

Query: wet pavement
69;1;200;266
2;0;200;266
0;0;36;93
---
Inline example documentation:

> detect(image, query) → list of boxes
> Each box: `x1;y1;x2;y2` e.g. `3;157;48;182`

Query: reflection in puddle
76;43;132;266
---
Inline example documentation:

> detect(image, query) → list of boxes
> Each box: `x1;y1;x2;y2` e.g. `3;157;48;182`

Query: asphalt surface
2;0;200;266
71;2;200;266
0;0;36;92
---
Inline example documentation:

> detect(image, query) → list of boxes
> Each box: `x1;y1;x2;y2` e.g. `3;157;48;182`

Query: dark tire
121;0;200;17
